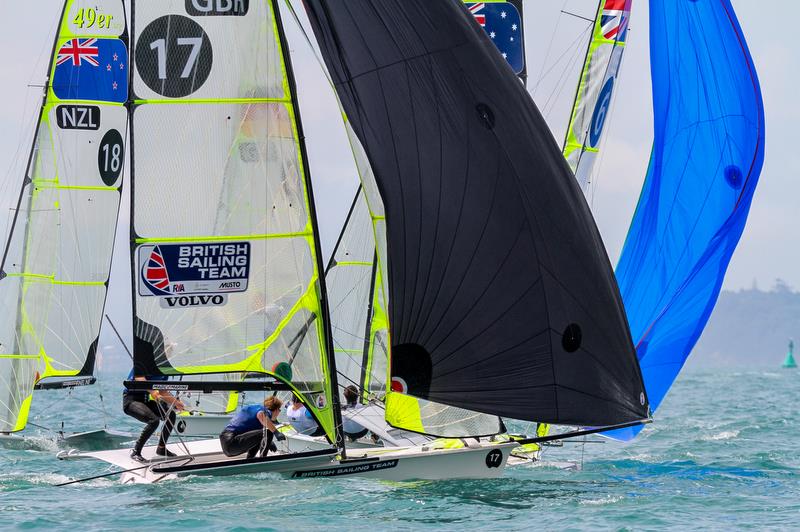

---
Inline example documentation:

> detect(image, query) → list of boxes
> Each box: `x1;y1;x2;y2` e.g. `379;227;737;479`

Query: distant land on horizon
687;279;800;369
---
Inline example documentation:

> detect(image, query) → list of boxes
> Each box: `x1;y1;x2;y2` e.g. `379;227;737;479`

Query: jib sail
129;0;337;441
563;0;633;192
304;0;649;428
611;0;764;440
0;0;129;432
325;188;387;400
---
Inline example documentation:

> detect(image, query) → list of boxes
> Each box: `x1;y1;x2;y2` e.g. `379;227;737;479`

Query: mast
358;253;378;400
270;0;345;457
512;0;527;86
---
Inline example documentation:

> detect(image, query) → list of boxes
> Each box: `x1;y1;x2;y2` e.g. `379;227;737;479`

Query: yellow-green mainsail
128;0;336;441
0;0;129;432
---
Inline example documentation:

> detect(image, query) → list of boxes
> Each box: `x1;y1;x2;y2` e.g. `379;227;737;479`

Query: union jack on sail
468;3;486;26
143;246;170;292
600;0;631;42
56;38;100;67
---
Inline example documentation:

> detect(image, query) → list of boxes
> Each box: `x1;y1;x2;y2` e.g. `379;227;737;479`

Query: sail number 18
73;8;114;30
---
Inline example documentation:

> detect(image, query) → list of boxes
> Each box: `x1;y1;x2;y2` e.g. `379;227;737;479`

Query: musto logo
138;242;250;308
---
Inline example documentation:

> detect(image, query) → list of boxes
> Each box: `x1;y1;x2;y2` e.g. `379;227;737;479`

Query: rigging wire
538;25;595;125
530;0;571;99
26;421;59;434
105;314;134;361
0;9;61;243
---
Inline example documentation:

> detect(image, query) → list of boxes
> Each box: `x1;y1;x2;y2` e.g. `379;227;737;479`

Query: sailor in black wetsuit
123;371;185;462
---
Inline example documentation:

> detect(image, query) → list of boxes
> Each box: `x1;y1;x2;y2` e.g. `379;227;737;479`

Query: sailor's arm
135;376;186;411
257;410;277;432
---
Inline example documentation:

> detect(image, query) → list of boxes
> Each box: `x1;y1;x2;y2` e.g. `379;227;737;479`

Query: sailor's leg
259;430;275;457
123;399;160;453
219;429;263;457
157;407;176;450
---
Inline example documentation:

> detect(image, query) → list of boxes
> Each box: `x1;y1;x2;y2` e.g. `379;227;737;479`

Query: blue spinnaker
609;0;765;440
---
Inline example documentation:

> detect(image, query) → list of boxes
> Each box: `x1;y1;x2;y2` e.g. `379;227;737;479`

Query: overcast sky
0;1;796;348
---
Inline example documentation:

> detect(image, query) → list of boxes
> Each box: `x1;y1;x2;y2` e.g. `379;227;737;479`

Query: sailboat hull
287;442;515;480
59;438;517;483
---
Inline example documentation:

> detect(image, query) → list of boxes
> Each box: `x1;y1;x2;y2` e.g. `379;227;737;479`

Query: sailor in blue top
122;370;186;462
219;396;286;459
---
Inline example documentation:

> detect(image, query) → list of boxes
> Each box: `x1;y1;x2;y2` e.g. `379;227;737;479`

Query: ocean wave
702;430;741;441
581;496;623;506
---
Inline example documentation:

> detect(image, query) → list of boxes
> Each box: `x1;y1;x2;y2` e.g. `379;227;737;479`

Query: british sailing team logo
139;242;251;308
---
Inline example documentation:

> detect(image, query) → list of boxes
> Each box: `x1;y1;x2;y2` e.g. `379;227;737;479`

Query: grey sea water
1;369;798;530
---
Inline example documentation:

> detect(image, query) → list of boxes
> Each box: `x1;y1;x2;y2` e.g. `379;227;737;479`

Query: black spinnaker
303;0;649;427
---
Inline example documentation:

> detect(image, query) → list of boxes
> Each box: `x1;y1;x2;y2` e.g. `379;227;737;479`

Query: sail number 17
150;38;203;80
73;8;114;29
136;15;213;98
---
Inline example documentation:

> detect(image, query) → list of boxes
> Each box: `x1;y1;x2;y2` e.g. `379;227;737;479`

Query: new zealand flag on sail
52;38;128;103
466;2;524;75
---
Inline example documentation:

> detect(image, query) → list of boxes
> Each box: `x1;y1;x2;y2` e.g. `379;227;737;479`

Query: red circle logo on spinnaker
390;377;408;394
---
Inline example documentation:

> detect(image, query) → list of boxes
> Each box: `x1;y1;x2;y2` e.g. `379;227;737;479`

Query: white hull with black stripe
58;438;517;483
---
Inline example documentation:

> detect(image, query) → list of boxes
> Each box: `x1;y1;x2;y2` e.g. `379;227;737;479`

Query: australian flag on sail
52;38;128;103
466;2;525;75
600;0;631;43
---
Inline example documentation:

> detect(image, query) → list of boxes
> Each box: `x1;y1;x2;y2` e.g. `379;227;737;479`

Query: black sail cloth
303;0;649;426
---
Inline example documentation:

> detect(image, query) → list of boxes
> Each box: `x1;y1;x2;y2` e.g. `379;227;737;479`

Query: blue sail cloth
609;0;765;440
